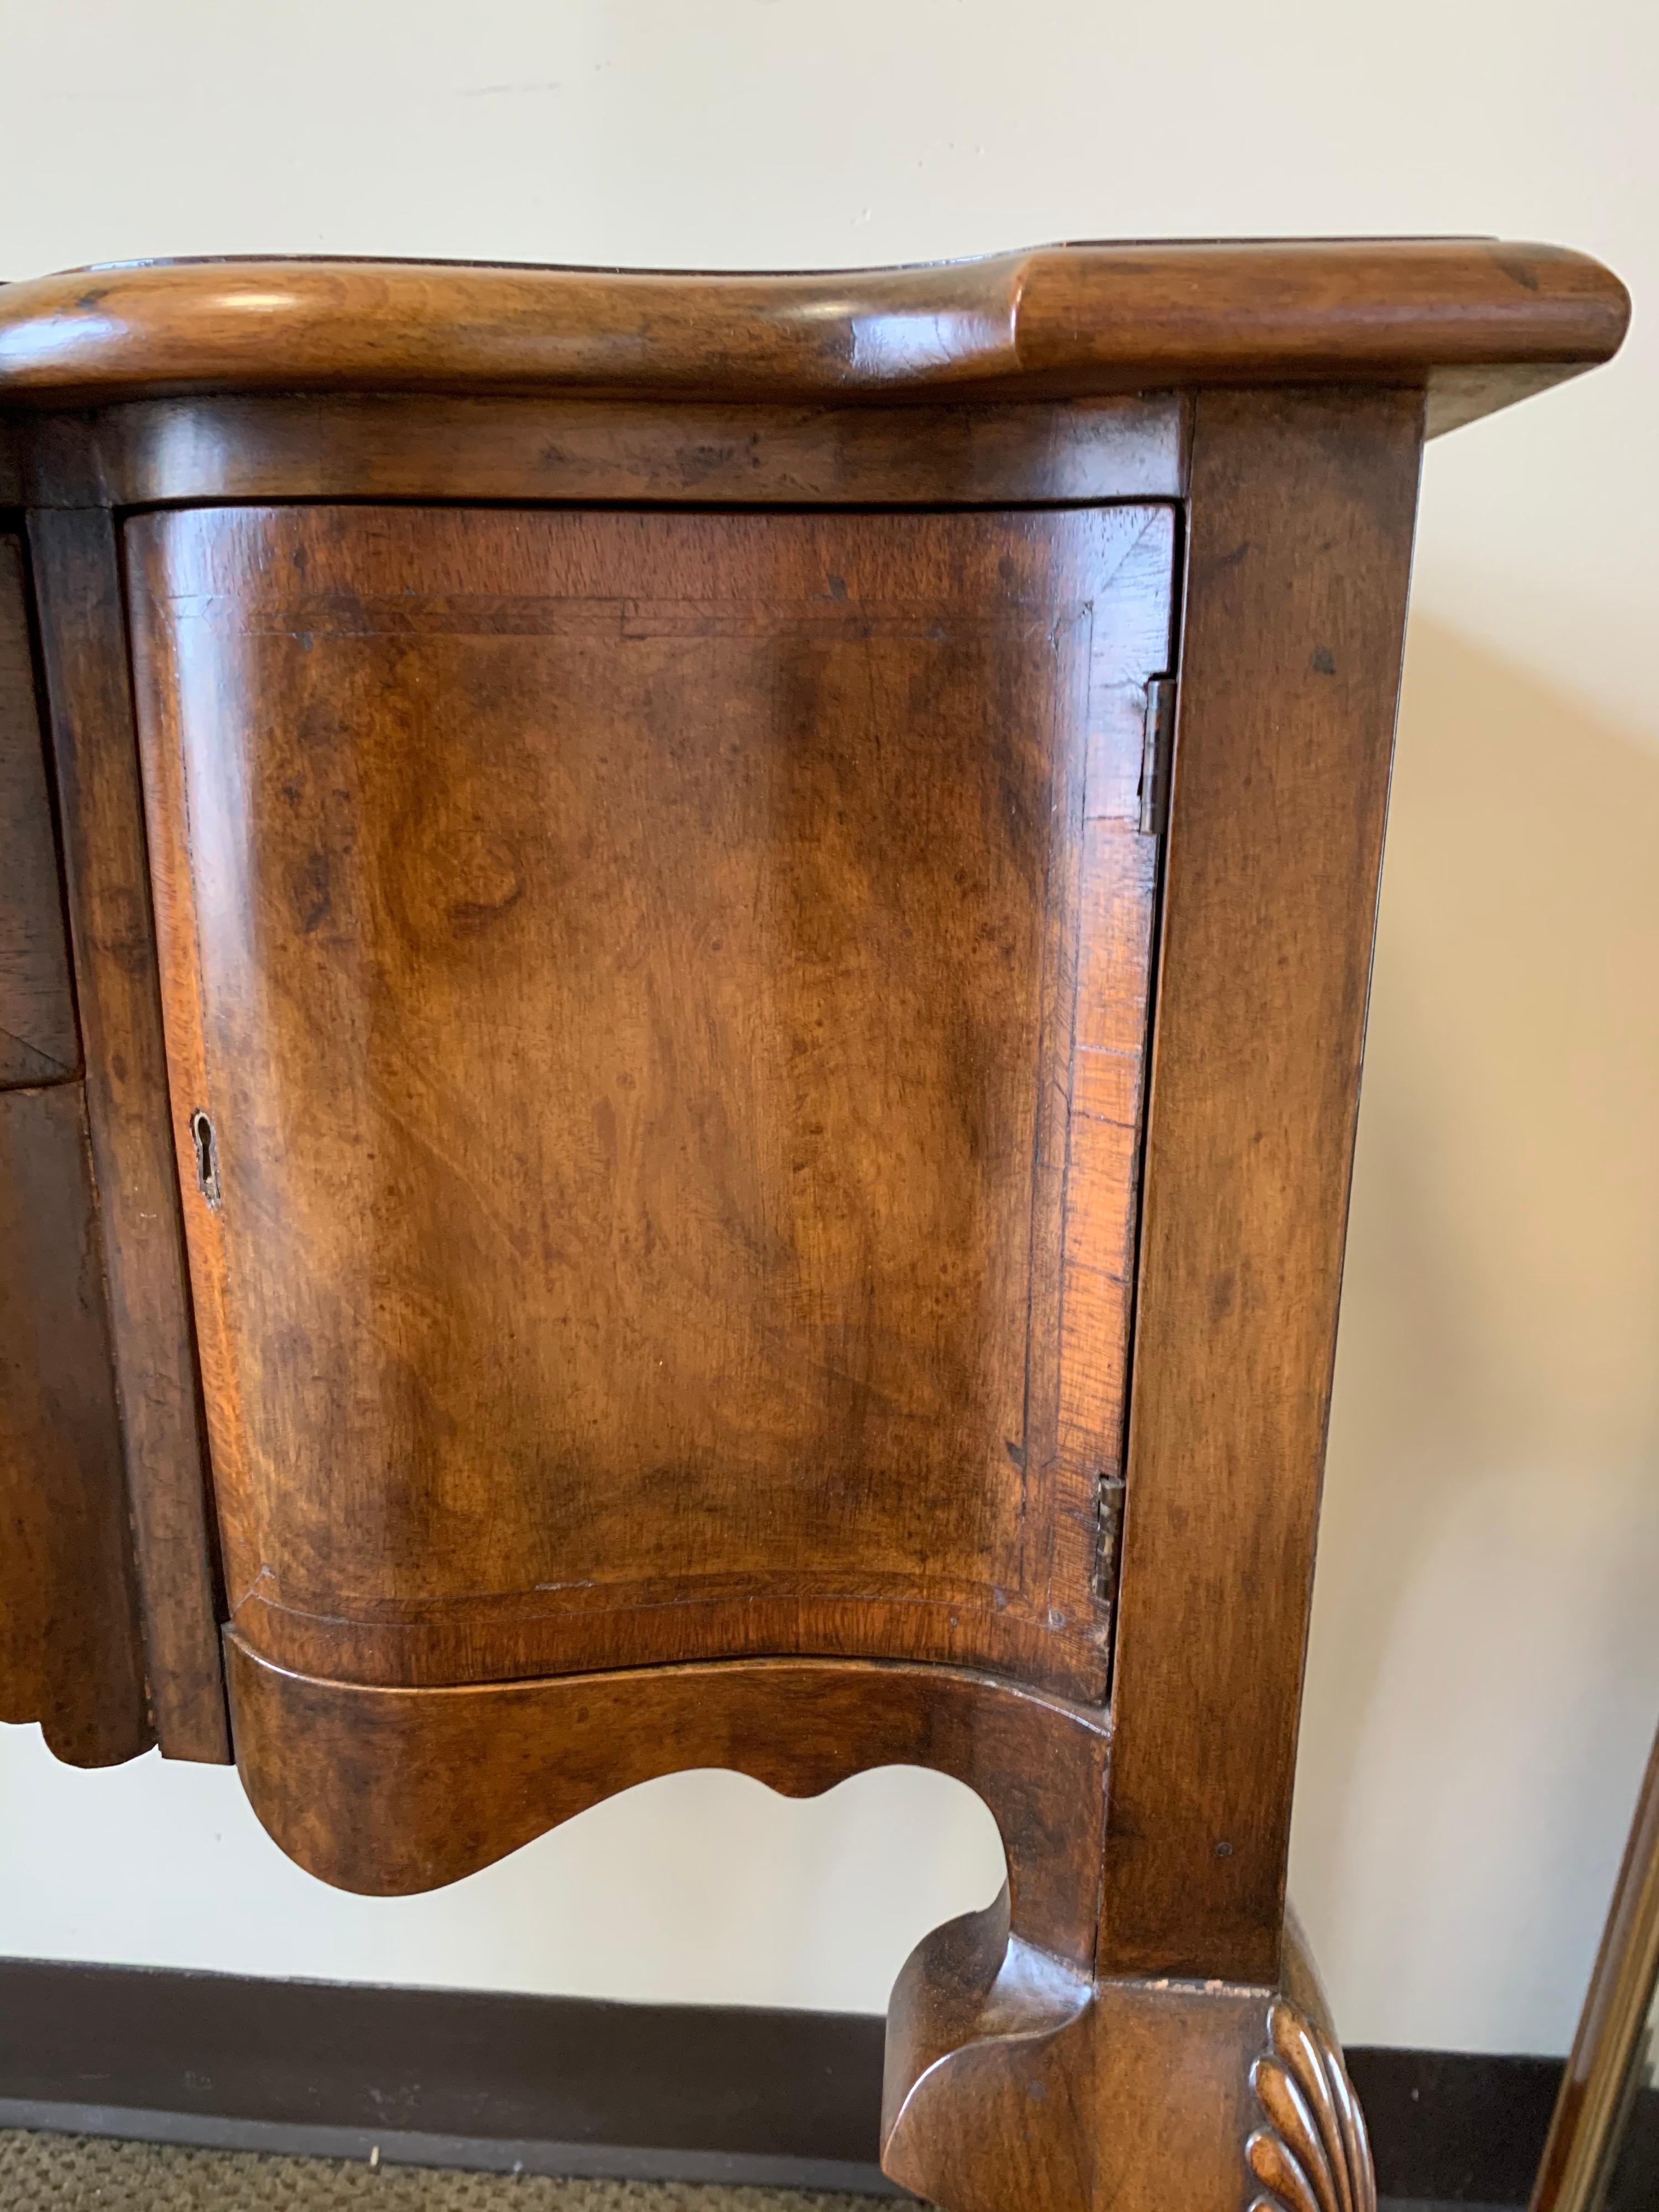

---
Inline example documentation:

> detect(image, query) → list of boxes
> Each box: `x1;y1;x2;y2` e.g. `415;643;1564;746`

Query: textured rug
0;2131;892;2211
0;2127;1506;2212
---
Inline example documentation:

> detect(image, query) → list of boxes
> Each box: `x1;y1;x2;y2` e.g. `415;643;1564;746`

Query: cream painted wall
1;0;1654;2056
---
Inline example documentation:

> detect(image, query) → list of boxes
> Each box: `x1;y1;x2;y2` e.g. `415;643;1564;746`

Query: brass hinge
1138;674;1178;837
1096;1470;1127;1601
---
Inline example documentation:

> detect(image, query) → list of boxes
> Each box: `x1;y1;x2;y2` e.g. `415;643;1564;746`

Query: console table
0;241;1628;2212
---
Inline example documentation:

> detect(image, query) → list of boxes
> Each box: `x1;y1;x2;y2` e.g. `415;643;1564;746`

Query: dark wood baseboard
0;1959;892;2190
1346;2046;1564;2207
0;1957;1579;2203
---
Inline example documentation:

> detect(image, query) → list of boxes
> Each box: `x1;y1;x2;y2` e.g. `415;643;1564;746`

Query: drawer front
128;502;1173;1699
0;531;77;1086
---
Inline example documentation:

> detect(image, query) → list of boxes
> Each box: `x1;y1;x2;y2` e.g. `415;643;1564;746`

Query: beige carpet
0;2131;892;2211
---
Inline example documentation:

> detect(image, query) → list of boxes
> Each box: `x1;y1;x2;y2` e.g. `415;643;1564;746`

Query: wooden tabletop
0;239;1629;432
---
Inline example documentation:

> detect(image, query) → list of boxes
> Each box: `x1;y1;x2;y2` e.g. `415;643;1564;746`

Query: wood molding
226;1636;1109;1969
0;241;1627;425
12;392;1188;509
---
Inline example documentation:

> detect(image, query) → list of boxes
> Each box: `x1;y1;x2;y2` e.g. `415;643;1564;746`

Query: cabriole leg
881;1904;1374;2212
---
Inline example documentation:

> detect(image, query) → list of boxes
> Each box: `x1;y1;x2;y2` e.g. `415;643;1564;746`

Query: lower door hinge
1138;674;1178;837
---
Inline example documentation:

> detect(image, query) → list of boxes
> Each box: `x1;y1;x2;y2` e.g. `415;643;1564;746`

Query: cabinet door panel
128;503;1173;1697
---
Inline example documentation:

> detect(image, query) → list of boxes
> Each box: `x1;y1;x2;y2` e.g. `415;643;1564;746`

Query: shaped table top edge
0;238;1629;432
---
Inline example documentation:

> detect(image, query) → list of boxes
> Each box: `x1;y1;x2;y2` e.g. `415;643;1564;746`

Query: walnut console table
0;241;1628;2212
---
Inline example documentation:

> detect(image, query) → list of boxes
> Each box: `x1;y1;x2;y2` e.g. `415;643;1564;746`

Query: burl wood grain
130;502;1173;1699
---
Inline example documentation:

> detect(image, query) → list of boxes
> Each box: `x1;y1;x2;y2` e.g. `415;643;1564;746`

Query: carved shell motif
1246;1999;1376;2212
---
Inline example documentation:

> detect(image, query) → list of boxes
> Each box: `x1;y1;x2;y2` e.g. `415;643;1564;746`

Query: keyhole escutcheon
190;1109;221;1209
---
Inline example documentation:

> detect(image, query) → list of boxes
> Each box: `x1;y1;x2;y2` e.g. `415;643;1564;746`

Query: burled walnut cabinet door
127;503;1173;1705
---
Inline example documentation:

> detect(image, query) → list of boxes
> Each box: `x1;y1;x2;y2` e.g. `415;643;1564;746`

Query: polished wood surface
0;241;1626;430
0;534;78;1086
0;1081;150;1766
131;500;1173;1697
1248;1999;1377;2212
227;1637;1108;1963
1100;387;1423;1983
0;237;1629;2212
13;393;1187;510
27;509;228;1763
882;1893;1301;2212
881;1895;1374;2212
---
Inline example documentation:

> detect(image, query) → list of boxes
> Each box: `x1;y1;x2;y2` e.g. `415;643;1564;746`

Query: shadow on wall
1291;615;1659;2055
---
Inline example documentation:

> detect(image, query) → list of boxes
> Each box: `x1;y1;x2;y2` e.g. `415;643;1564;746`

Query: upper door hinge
1138;674;1178;838
1096;1470;1127;1603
